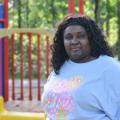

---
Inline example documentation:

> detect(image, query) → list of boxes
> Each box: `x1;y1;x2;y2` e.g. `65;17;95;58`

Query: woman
41;15;120;120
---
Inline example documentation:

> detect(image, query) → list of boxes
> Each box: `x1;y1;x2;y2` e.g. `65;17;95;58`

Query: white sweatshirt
41;55;120;120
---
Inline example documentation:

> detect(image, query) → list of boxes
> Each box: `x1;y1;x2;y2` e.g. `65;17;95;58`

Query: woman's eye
64;35;72;40
77;33;86;39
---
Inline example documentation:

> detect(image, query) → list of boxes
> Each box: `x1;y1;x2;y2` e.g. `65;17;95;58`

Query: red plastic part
20;33;24;100
3;0;8;27
45;36;49;79
28;33;32;100
78;0;84;15
3;0;9;102
11;34;15;100
68;0;75;15
37;33;41;101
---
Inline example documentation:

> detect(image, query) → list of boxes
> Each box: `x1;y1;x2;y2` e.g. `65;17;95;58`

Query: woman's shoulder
100;55;120;70
47;71;56;81
44;71;56;90
101;55;120;84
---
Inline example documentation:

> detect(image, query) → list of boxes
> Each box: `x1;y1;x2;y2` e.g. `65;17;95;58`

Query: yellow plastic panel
0;111;45;120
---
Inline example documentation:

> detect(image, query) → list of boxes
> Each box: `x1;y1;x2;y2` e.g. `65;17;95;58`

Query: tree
115;0;120;59
106;0;110;37
94;0;100;23
17;0;22;28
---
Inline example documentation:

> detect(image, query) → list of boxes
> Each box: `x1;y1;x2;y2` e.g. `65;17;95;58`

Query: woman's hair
51;15;113;74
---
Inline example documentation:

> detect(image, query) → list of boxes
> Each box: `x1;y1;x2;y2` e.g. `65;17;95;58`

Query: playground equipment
68;0;84;15
0;96;46;120
0;0;8;101
0;28;54;101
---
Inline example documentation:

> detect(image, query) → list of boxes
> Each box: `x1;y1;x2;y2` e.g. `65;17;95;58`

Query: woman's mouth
71;47;80;52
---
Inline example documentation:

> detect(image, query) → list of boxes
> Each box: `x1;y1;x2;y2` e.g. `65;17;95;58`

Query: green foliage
9;0;68;28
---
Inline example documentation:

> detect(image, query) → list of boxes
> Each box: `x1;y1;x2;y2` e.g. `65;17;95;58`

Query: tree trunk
17;0;22;28
106;0;110;37
26;0;29;27
94;0;100;24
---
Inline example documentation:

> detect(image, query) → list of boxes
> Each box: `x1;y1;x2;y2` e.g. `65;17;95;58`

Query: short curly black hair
51;15;113;74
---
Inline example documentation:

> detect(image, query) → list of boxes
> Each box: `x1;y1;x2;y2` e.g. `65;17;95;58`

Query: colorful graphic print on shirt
42;76;82;120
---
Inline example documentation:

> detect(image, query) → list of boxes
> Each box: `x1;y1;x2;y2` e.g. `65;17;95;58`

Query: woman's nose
71;37;79;45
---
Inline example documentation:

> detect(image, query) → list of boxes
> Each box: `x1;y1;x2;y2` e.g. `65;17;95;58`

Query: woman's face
63;25;92;63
